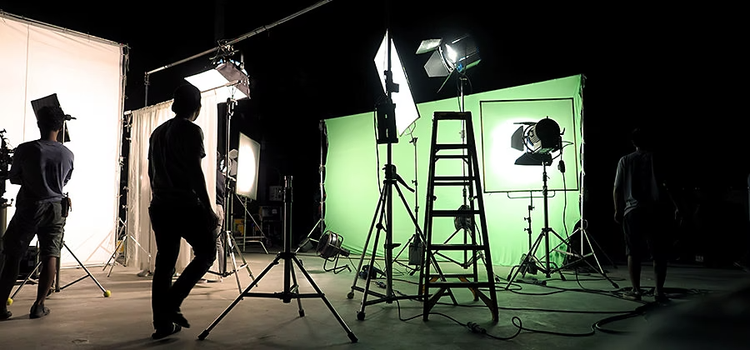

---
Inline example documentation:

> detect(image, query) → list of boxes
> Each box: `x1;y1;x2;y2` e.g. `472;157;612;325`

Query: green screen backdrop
324;75;583;267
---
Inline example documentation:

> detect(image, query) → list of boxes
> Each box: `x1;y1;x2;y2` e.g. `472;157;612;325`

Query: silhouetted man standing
614;128;675;302
147;83;218;339
0;106;74;320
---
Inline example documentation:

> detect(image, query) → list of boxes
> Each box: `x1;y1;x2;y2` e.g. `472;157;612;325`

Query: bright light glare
235;133;260;200
415;39;441;54
184;69;248;100
445;45;458;65
374;30;421;136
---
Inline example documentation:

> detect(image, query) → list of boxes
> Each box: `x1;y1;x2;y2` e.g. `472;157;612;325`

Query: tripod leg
103;237;125;271
295;218;321;253
199;254;282;340
10;261;43;300
289;261;305;317
549;230;618;287
105;238;126;277
60;242;112;297
585;228;618;269
226;236;244;293
506;233;545;289
229;234;256;281
357;218;384;320
292;256;358;343
348;187;386;299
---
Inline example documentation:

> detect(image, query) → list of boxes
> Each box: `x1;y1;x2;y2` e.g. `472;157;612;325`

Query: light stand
103;113;152;276
549;78;617;273
102;217;152;277
417;34;484;270
295;120;328;254
393;134;422;275
198;176;357;343
505;192;542;282
235;195;269;254
505;158;566;288
346;21;426;320
206;97;255;292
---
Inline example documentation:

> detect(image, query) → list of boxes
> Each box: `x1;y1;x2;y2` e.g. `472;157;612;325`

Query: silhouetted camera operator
0;106;74;320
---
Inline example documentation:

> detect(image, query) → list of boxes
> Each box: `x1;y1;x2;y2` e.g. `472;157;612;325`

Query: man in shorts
614;127;677;302
0;105;74;320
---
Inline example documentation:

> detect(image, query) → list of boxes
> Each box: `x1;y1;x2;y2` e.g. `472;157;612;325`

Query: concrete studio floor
2;248;750;350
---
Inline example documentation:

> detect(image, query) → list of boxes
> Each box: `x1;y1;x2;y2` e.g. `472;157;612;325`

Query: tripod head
383;164;414;193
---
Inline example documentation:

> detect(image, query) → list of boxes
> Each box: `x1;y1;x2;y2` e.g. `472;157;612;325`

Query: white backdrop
0;13;125;267
126;91;224;274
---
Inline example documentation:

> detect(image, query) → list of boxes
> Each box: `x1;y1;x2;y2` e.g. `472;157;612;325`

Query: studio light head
373;30;421;142
512;117;562;166
184;47;251;100
316;230;350;260
417;34;480;91
235;132;260;200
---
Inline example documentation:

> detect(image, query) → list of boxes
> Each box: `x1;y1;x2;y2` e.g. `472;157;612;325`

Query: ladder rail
421;112;498;323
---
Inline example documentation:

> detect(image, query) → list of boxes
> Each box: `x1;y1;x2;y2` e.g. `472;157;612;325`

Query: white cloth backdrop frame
126;90;224;274
0;12;126;267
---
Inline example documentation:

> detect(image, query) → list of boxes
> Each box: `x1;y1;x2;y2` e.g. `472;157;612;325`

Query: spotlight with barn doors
511;117;562;166
416;34;480;98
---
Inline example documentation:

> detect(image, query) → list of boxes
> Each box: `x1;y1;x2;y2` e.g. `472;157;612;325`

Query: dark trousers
623;206;669;261
0;201;64;308
149;203;216;329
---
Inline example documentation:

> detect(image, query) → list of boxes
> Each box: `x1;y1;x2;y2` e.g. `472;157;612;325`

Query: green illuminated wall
324;75;583;267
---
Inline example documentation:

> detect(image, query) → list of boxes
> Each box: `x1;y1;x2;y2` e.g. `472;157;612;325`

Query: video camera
0;129;14;182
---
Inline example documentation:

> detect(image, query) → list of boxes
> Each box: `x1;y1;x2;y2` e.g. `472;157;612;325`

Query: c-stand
506;158;566;288
505;192;541;281
206;97;255;292
198;176;357;343
345;25;427;319
392;134;422;275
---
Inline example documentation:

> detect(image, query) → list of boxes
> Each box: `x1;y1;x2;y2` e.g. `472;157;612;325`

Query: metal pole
384;10;395;302
142;0;334;106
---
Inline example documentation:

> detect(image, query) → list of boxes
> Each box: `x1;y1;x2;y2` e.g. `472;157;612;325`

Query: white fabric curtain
0;13;124;267
126;90;223;274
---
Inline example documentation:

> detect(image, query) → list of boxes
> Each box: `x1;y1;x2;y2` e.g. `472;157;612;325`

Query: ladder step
434;176;475;182
430;210;482;217
429;273;475;278
429;244;488;251
434;112;471;121
425;282;495;288
434;154;469;160
435;144;470;151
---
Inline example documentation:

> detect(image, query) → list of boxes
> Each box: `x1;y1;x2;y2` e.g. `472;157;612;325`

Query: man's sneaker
151;324;182;340
29;304;50;319
655;293;670;303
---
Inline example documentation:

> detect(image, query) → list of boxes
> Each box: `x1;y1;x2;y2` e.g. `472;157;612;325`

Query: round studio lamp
454;204;473;231
316;231;350;260
527;117;561;154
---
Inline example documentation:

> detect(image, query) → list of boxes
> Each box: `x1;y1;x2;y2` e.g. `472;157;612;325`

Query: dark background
2;1;746;265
